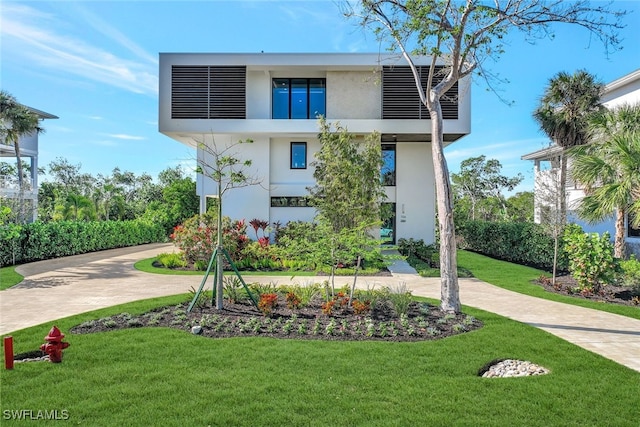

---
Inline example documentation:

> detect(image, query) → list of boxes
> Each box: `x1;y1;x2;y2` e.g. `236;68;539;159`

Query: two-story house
522;68;640;256
0;106;58;223
159;53;471;244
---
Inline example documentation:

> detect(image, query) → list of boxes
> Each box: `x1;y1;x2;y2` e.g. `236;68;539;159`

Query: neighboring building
159;53;471;244
0;106;58;223
522;68;640;255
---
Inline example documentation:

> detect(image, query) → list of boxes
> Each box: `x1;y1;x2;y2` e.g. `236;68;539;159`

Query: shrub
618;255;640;295
156;252;187;269
258;293;278;316
170;212;249;264
457;220;568;272
0;219;165;267
563;224;618;292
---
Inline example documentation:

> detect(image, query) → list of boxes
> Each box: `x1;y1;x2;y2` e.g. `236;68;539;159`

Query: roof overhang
521;145;562;161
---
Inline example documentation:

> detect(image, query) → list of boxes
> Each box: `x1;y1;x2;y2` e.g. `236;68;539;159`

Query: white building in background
522;68;640;256
159;53;471;244
0;106;58;222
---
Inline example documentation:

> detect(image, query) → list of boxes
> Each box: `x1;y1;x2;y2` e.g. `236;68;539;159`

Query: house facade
159;53;471;244
522;68;640;256
0;106;58;223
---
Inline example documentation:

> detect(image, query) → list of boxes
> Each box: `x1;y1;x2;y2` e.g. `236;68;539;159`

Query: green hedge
0;220;166;267
457;221;568;272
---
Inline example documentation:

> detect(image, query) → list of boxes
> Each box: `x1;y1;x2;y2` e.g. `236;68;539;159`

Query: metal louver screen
171;66;246;119
382;66;458;119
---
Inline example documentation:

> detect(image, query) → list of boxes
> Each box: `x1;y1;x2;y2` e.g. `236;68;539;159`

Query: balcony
0;175;37;199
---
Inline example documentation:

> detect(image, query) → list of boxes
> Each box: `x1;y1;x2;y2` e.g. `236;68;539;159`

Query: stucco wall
196;134;271;222
395;142;435;244
326;71;380;119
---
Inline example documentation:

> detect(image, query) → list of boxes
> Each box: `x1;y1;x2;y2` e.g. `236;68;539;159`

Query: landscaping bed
70;295;482;342
535;275;639;306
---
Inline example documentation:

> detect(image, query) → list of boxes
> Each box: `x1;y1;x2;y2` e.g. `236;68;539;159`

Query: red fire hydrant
40;326;70;363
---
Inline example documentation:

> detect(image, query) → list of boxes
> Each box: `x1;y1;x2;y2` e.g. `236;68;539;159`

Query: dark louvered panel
209;66;246;119
383;66;458;120
383;66;422;119
171;66;209;119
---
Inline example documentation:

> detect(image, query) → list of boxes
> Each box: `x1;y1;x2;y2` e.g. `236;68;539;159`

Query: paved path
1;244;639;373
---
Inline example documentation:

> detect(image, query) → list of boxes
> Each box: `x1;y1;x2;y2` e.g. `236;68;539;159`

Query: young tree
307;117;386;233
194;135;261;309
0;91;43;222
533;70;605;224
307;118;386;294
347;0;625;313
570;104;640;258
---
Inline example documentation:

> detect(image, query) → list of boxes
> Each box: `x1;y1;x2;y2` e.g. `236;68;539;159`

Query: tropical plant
563;224;617;293
346;0;624;313
570;103;640;258
0;91;43;222
533;70;605;224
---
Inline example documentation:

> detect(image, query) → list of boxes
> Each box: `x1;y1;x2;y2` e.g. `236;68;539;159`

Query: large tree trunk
430;100;461;313
614;207;625;258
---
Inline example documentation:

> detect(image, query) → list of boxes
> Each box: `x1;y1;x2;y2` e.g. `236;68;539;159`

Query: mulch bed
70;296;482;342
534;275;639;307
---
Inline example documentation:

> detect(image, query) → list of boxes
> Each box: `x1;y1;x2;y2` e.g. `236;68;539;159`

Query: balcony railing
0;175;34;191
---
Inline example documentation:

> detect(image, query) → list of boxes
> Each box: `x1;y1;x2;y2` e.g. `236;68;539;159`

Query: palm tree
570;104;640;258
0;91;43;222
533;70;605;224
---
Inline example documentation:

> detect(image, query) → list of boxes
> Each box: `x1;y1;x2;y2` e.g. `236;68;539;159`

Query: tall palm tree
533;70;605;224
0;91;43;222
570;104;640;258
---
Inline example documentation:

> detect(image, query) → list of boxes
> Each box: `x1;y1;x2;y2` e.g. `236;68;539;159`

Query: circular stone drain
478;358;550;378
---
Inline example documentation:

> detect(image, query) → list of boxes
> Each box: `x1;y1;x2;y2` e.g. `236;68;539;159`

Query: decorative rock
481;359;550;378
14;355;49;363
191;325;203;335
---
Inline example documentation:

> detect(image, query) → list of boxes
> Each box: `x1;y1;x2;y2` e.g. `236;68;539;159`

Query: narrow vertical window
291;142;307;169
382;144;396;186
309;78;326;118
272;79;289;119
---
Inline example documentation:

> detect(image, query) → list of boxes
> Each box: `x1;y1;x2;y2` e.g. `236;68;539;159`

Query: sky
1;0;639;194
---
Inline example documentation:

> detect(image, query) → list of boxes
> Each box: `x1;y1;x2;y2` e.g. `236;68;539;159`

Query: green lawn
0;266;23;291
457;250;640;320
1;294;638;426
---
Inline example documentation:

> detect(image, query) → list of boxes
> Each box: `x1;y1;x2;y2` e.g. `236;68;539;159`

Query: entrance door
380;203;396;244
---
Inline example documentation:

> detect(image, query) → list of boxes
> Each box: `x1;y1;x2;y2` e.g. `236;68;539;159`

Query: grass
0;266;23;290
457;250;640;320
2;294;638;426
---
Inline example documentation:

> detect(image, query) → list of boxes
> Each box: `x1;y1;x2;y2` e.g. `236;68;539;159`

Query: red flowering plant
285;291;301;309
171;212;250;265
258;293;279;316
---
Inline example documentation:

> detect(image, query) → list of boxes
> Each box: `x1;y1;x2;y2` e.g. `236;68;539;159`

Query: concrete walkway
1;244;639;373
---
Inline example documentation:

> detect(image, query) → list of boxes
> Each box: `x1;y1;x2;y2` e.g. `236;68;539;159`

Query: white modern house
159;53;471;244
0;106;58;223
522;68;640;256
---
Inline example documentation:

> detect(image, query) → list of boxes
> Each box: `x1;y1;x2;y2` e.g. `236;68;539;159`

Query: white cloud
1;4;158;96
108;134;146;141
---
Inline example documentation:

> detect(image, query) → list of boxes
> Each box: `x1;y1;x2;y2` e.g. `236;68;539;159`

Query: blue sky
1;0;639;193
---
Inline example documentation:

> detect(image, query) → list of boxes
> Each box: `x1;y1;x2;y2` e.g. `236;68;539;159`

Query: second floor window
273;78;326;119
